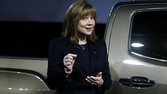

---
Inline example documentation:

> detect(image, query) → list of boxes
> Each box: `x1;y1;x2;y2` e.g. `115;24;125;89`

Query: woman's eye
82;16;94;20
82;17;87;20
90;17;94;20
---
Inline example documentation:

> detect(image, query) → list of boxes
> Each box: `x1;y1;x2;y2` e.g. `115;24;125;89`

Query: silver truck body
105;1;167;94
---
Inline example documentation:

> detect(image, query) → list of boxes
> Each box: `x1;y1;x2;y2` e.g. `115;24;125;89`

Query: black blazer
46;37;112;94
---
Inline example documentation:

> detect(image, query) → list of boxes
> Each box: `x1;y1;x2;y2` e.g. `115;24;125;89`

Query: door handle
119;76;155;89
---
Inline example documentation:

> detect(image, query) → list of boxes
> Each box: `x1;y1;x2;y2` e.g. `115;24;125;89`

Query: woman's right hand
63;53;77;74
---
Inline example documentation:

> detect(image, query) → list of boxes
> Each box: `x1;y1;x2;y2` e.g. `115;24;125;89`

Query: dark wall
0;21;105;58
0;0;130;23
0;0;131;58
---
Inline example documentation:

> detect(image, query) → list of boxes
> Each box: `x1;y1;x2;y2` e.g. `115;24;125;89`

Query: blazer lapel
88;42;98;75
67;44;89;76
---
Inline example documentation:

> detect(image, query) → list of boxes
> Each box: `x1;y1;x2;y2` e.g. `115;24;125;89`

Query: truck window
130;11;167;61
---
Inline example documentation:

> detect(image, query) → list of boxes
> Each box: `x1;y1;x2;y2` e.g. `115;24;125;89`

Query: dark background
0;0;131;58
0;0;130;23
1;0;164;58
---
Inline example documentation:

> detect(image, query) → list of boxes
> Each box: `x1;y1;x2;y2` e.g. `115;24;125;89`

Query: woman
46;0;112;94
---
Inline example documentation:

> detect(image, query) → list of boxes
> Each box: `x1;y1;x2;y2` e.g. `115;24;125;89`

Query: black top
77;44;91;72
46;37;112;94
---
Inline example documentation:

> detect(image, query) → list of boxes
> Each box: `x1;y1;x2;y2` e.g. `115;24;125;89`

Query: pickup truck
105;1;167;94
0;1;167;94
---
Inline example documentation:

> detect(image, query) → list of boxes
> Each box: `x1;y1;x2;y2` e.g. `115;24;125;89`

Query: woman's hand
86;72;104;87
63;53;77;74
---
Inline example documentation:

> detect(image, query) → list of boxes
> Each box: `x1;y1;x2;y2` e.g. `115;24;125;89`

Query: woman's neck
78;35;87;45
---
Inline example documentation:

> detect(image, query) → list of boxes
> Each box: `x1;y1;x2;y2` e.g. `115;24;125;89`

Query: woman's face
77;14;95;36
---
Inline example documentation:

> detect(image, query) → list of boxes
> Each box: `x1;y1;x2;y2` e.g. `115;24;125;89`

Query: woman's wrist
64;68;72;81
64;67;72;74
98;79;104;87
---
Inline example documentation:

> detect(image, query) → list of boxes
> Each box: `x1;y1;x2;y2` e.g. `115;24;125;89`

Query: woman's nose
87;18;93;24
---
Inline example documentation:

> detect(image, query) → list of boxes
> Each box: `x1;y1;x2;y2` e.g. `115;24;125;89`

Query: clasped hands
63;53;104;87
86;72;104;87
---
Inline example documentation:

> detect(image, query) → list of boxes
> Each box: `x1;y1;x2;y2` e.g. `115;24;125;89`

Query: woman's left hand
86;72;104;87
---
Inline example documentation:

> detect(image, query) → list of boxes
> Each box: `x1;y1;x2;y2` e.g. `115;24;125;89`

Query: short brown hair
62;0;97;44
